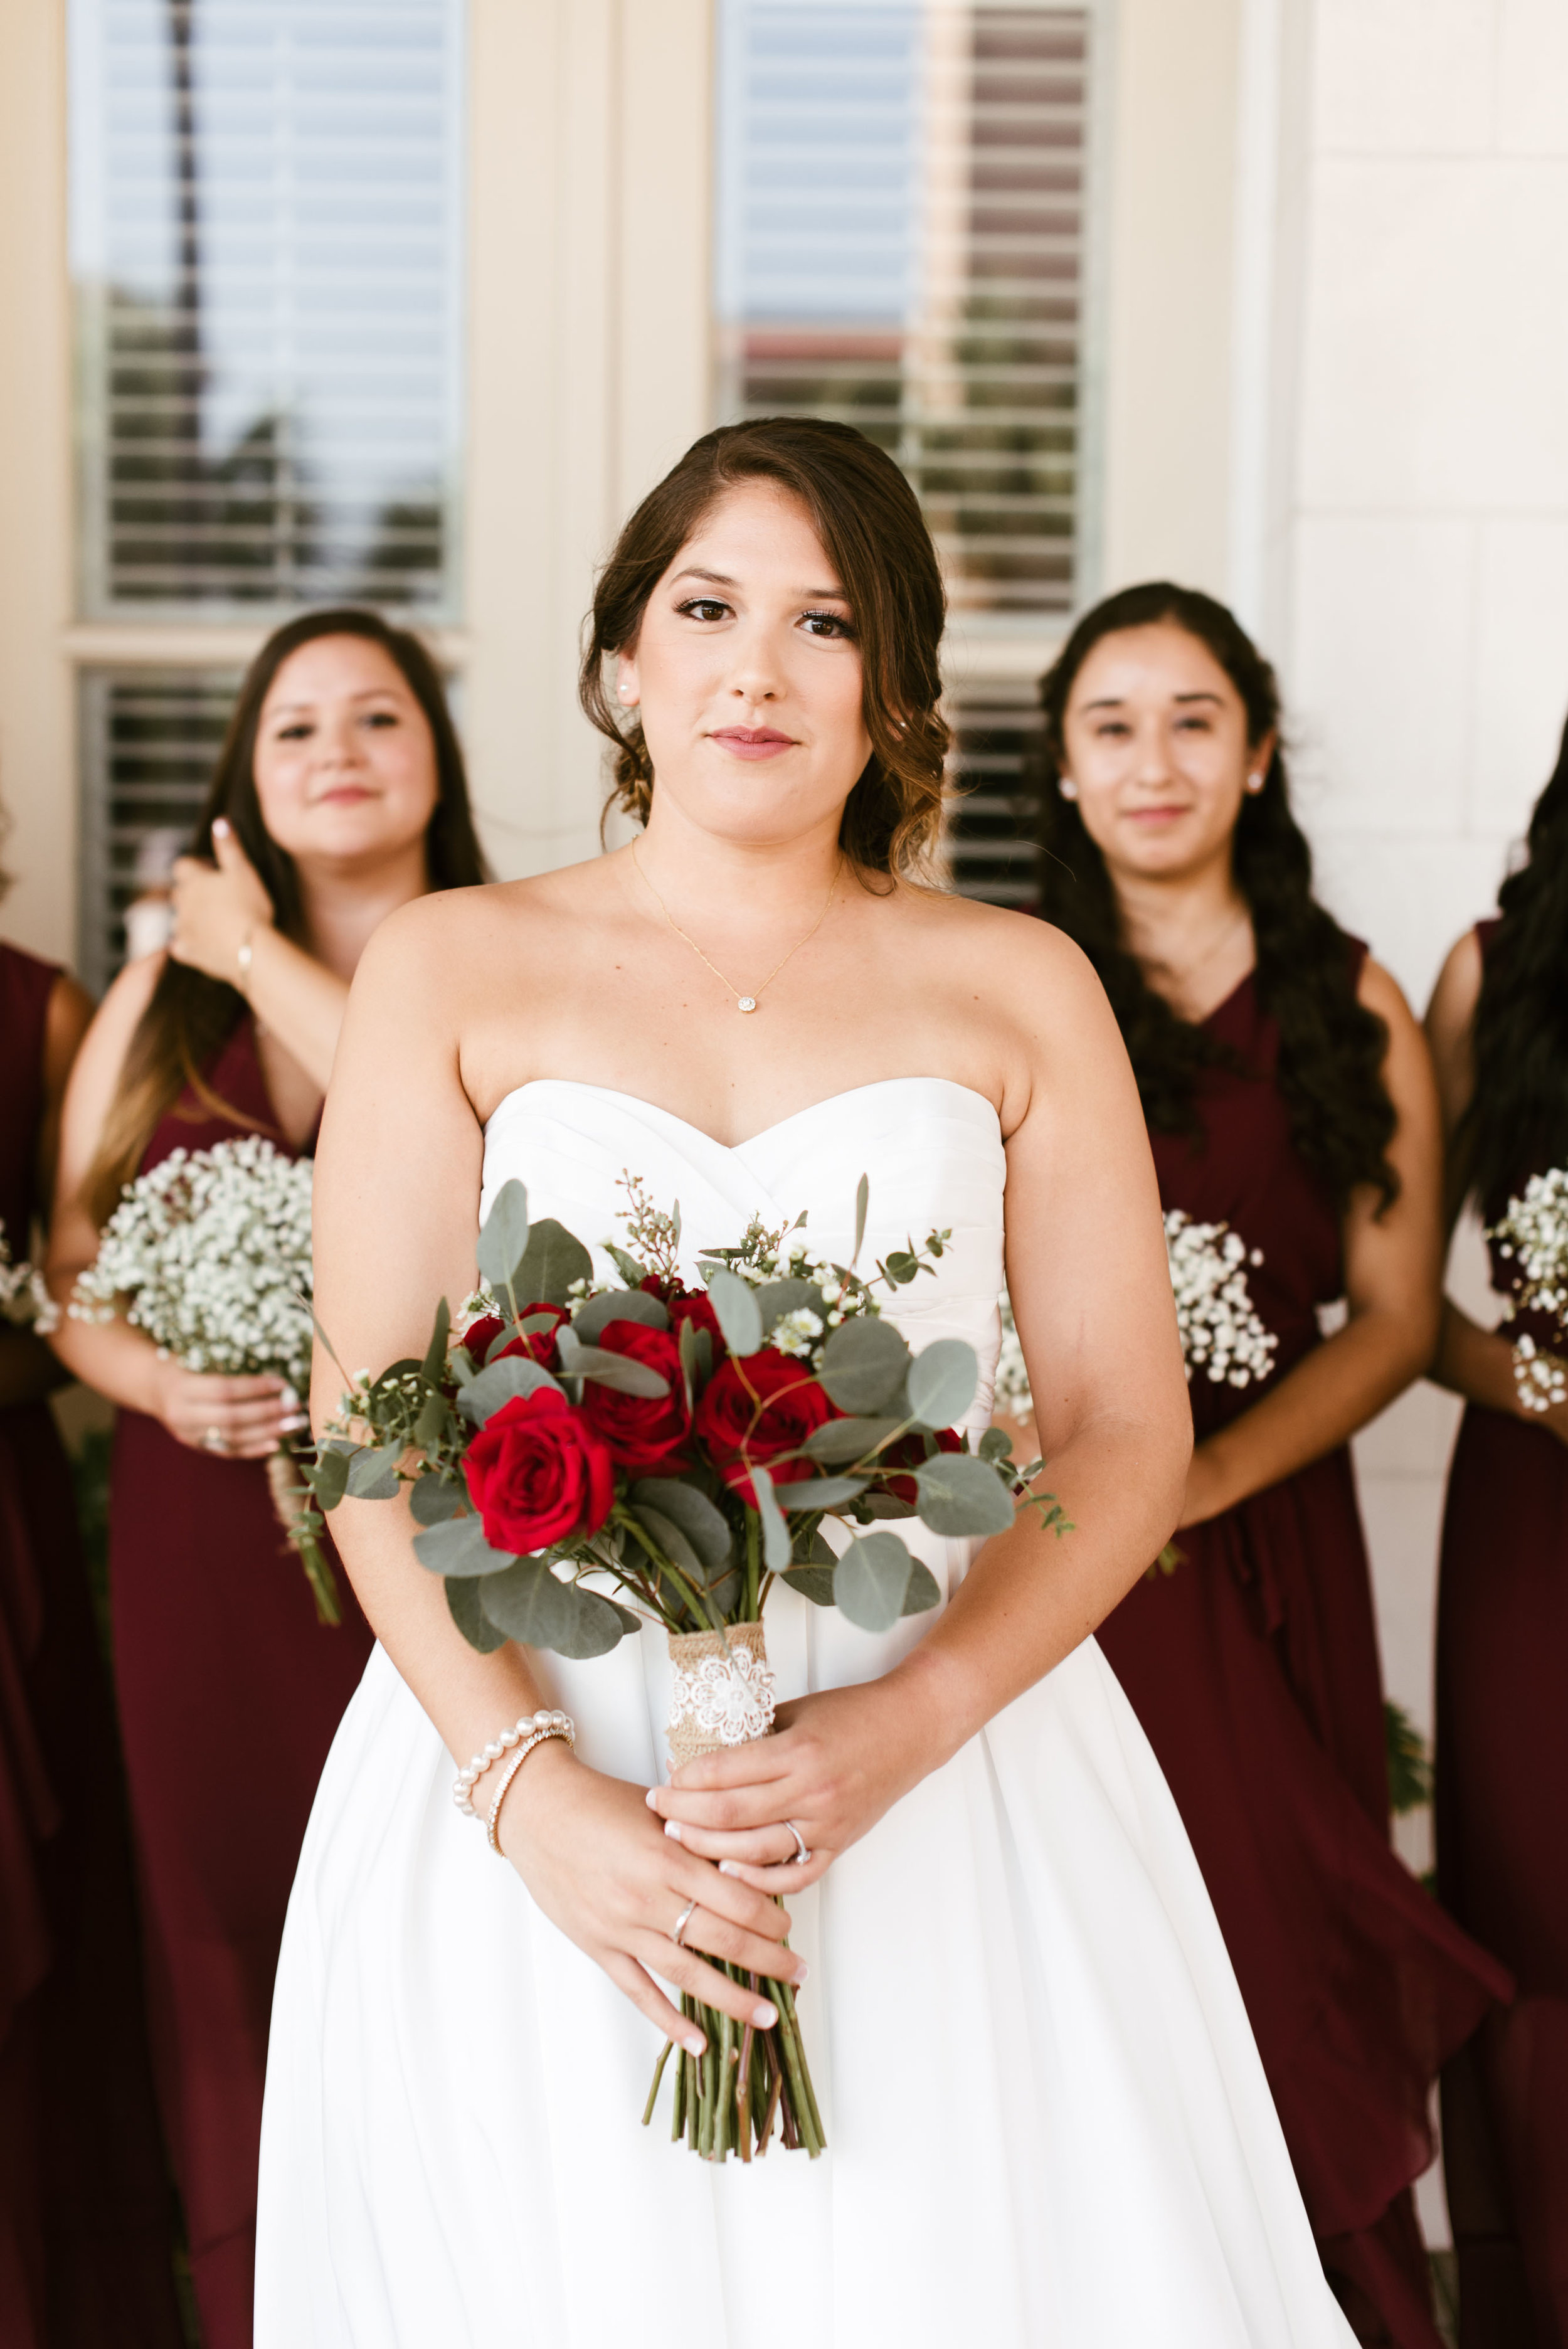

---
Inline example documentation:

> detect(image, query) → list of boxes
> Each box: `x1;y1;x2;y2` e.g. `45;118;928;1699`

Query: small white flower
768;1307;824;1359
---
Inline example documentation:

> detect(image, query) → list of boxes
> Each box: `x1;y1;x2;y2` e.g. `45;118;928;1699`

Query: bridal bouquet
0;1220;58;1334
70;1135;341;1623
308;1172;1063;2162
1488;1168;1568;1411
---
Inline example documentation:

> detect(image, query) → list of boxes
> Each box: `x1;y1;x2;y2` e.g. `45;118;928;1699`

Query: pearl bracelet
487;1724;575;1853
453;1709;574;1817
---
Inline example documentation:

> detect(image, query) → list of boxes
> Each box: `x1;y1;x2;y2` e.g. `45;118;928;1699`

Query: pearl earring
1058;778;1079;801
1245;772;1264;793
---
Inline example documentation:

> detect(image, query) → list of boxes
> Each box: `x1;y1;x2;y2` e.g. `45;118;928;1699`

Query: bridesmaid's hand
150;1360;306;1458
647;1678;934;1894
495;1737;802;2054
169;820;274;986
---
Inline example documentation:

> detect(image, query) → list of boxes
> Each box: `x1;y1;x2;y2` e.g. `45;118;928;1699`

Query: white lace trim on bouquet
668;1646;778;1747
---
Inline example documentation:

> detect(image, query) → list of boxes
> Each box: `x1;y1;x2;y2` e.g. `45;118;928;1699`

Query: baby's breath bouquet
0;1219;58;1335
70;1135;339;1623
307;1171;1065;2163
1488;1168;1568;1411
1163;1211;1278;1390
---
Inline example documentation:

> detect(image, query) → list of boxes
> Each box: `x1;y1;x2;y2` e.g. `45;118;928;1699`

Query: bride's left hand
645;1675;936;1893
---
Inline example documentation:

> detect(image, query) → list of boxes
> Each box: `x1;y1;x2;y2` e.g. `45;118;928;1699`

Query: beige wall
0;0;74;965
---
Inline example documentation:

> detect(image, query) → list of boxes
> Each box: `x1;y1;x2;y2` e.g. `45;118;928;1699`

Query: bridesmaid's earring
1058;778;1079;801
1245;772;1264;793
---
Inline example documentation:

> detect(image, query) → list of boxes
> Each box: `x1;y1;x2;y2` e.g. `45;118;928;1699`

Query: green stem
744;1508;760;1621
295;1528;343;1626
613;1505;720;1634
775;1976;826;2147
770;1978;824;2156
642;2037;673;2128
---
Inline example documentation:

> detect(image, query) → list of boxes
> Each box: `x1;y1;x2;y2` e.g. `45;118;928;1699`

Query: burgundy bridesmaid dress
0;940;183;2346
1094;962;1511;2349
1436;919;1568;2348
109;1014;373;2349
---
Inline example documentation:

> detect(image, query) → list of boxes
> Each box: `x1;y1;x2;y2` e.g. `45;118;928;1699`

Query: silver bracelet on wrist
486;1724;575;1853
453;1709;574;1817
236;927;255;997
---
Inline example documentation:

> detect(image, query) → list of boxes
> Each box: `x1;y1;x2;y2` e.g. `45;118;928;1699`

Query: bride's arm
650;925;1191;1887
310;898;798;2058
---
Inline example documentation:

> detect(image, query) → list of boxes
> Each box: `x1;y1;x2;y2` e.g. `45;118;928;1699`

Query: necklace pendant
736;996;758;1014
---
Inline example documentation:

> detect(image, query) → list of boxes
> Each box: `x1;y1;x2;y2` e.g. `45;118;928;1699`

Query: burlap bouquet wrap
666;1622;776;1771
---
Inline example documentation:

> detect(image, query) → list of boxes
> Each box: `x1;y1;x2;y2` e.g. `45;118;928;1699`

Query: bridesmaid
47;609;487;2349
1025;581;1510;2348
1426;718;1568;2348
0;916;184;2345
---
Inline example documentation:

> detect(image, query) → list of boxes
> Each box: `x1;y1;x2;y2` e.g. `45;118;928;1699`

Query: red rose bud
460;1303;569;1373
662;1283;723;1347
694;1350;839;1505
463;1388;614;1552
578;1320;693;1474
878;1426;963;1506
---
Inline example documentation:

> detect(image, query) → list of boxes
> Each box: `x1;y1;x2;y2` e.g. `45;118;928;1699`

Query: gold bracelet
237;928;254;996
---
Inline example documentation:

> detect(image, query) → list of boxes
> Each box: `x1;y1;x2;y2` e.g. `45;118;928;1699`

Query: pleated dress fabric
258;1074;1359;2349
0;939;184;2347
1436;920;1568;2348
109;1015;373;2349
1093;965;1510;2349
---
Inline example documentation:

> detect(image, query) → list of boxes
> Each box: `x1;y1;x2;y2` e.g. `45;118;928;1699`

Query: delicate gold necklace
630;842;840;1014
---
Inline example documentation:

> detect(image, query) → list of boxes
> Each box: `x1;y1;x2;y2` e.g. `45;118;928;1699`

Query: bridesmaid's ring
672;1897;699;1949
202;1425;229;1455
784;1820;812;1865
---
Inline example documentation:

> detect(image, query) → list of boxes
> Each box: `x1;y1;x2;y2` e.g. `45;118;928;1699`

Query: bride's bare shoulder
890;881;1107;1001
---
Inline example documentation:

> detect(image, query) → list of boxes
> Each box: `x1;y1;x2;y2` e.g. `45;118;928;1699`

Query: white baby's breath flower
770;1307;824;1359
0;1219;58;1335
1489;1170;1568;1409
70;1135;314;1389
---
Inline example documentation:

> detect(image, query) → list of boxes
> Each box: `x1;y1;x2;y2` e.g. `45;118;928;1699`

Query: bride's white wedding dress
257;1076;1355;2348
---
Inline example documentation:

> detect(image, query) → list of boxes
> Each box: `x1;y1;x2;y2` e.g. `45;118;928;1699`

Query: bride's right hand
149;1358;307;1458
496;1736;802;2055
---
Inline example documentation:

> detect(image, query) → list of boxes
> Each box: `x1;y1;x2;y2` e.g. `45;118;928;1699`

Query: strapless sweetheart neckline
484;1072;1002;1157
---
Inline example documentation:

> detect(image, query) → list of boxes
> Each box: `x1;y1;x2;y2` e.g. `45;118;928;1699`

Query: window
715;0;1094;905
70;0;465;618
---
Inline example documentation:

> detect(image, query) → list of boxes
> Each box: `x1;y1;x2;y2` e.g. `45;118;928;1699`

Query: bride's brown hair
580;416;949;881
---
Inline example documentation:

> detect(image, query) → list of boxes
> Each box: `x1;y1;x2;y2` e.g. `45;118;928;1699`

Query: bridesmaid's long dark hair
1031;582;1397;1212
1461;711;1568;1218
85;607;487;1223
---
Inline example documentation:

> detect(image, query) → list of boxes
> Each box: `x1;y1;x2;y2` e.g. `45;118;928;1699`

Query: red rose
460;1302;569;1374
464;1389;614;1553
694;1350;839;1505
878;1425;963;1506
578;1320;692;1474
643;1277;723;1348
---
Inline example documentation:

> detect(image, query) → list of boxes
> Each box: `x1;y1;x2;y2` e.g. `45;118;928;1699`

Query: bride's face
616;480;872;847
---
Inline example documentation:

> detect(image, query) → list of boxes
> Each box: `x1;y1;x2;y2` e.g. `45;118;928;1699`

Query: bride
257;416;1357;2346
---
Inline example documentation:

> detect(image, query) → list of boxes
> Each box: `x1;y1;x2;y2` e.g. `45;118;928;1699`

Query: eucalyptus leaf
793;1526;837;1565
305;1445;351;1511
749;1465;792;1574
511;1219;594;1308
572;1288;668;1342
546;1584;633;1660
914;1450;1016;1537
856;1490;919;1519
801;1414;907;1464
629;1503;706;1586
414;1387;452;1450
475;1179;530;1293
477;1557;576;1646
905;1337;978;1431
834;1530;916;1632
853;1172;869;1263
770;1473;868;1509
677;1315;707;1407
608;1598;643;1635
604;1243;652;1288
413;1510;517;1577
781;1566;837;1607
630;1478;733;1578
409;1473;465;1528
818;1316;910;1413
419;1295;451;1386
706;1570;741;1616
456;1355;562;1426
345;1445;403;1501
704;1268;763;1358
978;1426;1015;1463
753;1278;827;1331
484;1312;560;1368
446;1574;508;1654
556;1327;669;1397
901;1559;941;1616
